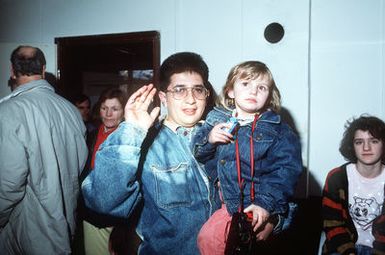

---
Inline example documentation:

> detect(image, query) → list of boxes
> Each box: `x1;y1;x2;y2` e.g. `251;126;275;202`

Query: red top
90;124;118;169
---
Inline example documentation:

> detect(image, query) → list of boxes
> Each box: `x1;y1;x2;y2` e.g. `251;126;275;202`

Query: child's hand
255;222;274;241
243;204;270;232
208;123;234;144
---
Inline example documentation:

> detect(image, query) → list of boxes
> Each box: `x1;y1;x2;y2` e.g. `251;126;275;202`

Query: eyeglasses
166;85;209;100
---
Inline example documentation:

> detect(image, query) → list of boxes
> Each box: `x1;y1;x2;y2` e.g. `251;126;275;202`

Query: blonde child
193;61;302;254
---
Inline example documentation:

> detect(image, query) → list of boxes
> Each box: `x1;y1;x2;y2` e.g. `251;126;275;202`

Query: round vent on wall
264;22;284;43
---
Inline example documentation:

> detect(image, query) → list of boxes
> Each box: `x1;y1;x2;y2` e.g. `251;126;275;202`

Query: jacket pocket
151;162;192;209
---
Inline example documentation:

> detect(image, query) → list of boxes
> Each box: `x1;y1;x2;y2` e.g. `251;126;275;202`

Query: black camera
225;211;255;255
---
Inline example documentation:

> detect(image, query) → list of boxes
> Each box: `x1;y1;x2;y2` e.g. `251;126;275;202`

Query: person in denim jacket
193;61;303;254
81;52;221;255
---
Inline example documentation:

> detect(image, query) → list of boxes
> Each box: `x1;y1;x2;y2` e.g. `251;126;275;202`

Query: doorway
55;30;160;105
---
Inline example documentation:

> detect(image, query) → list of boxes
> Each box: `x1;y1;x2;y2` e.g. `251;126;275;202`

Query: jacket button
220;159;226;165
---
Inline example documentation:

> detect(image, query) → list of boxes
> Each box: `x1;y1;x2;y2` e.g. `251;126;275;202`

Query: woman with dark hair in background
78;88;131;255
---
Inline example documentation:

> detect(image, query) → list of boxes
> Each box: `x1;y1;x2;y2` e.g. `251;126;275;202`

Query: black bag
224;211;256;255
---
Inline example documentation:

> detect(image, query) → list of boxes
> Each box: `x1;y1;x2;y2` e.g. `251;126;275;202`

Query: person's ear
42;65;46;79
10;66;16;79
227;89;235;99
158;91;167;107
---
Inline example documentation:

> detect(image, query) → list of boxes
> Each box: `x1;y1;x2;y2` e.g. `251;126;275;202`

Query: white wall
309;0;385;195
0;0;384;197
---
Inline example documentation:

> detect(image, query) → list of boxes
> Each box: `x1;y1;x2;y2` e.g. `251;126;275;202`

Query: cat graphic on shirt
349;196;381;230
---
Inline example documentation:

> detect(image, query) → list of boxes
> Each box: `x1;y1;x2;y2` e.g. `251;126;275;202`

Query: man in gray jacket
0;45;88;254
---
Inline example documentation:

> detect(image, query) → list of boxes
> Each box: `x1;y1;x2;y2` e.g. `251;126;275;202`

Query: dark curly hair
10;45;46;77
159;52;209;92
339;115;385;163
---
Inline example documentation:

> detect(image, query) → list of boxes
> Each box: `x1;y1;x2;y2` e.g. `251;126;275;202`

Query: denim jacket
82;121;220;255
193;107;302;216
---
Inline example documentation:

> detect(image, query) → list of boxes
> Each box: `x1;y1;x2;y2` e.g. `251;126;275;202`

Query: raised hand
124;84;160;130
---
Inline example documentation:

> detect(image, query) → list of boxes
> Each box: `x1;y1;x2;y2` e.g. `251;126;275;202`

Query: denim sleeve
81;121;146;218
192;123;217;163
255;127;303;215
272;202;298;234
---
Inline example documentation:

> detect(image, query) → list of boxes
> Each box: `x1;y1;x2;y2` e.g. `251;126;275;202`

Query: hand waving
125;84;161;130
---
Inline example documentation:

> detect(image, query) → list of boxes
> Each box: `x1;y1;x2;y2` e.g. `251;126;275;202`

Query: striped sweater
322;163;385;255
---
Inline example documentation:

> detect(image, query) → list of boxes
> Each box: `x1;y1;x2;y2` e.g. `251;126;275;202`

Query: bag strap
235;113;260;212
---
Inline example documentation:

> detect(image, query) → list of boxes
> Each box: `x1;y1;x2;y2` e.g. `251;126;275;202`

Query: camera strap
235;113;260;212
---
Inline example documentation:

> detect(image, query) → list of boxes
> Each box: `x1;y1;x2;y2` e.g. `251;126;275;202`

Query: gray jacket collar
0;79;54;104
